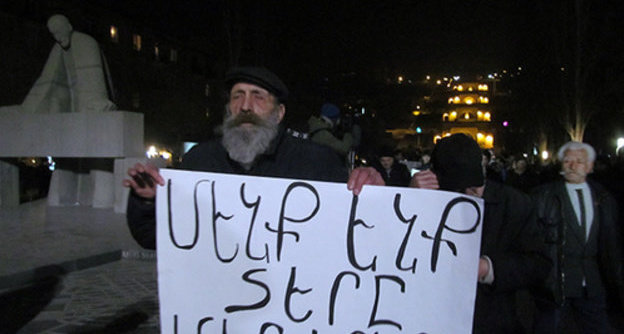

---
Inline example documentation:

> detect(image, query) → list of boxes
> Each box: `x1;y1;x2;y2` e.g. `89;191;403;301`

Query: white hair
557;141;596;162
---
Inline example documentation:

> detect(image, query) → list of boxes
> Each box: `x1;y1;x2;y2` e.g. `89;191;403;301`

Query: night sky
93;0;536;79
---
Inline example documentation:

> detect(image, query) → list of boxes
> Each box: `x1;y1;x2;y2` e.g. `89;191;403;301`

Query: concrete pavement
0;200;159;333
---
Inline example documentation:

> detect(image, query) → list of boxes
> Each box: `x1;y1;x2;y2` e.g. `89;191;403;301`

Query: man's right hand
409;170;440;190
122;163;165;199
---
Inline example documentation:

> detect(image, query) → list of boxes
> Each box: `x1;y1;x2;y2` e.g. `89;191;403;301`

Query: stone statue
21;14;116;113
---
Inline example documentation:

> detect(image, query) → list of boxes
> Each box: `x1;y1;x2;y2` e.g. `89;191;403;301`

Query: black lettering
167;179;200;249
265;182;320;261
347;195;377;271
240;183;270;262
173;314;178;334
197;316;214;333
328;271;361;325
422;196;481;272
393;194;418;273
211;181;238;263
225;268;271;313
284;266;313;322
369;275;405;330
259;322;284;333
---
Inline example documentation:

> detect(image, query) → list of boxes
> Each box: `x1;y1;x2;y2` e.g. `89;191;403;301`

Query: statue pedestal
0;110;144;212
0;160;19;206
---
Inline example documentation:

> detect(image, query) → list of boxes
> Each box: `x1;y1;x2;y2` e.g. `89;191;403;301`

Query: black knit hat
225;67;289;103
431;133;484;191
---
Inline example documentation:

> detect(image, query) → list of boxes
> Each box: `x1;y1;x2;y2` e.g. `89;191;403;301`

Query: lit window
442;113;449;121
464;97;474;105
110;26;118;43
453;96;461;103
154;43;160;59
477;110;483;121
457;85;464;91
464;113;470;120
478;84;488;91
477;133;485;145
484;112;491;121
132;34;141;51
434;135;442;143
449;111;457;122
170;49;178;62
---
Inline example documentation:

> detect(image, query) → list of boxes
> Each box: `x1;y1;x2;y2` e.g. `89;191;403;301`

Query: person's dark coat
532;179;624;308
473;180;552;334
373;162;411;187
127;128;348;249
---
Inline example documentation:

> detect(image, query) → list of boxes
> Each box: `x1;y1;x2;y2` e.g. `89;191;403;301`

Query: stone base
0;110;144;158
0;110;145;213
0;161;19;207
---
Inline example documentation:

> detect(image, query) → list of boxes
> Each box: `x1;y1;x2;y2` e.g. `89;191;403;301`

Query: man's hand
478;258;490;280
409;170;439;189
122;163;165;199
347;167;384;196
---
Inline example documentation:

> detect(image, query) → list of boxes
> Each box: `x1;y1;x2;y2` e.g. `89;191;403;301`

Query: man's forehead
564;149;587;157
230;82;271;94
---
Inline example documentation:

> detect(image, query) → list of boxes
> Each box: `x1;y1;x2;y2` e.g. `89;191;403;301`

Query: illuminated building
437;82;495;149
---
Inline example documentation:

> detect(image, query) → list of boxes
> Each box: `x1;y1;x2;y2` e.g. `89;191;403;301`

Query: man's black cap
431;133;485;191
225;67;289;103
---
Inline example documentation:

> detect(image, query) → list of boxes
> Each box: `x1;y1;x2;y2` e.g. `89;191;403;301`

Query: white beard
221;109;280;168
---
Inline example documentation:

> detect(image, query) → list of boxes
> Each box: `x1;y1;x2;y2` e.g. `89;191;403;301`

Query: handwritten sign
156;169;483;333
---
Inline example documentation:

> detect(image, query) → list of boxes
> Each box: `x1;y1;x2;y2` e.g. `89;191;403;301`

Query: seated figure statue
21;14;116;113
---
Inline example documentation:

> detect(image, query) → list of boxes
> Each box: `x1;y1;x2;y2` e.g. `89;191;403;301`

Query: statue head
47;15;73;50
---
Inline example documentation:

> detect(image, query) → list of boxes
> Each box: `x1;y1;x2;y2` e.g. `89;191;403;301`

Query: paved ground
0;200;160;333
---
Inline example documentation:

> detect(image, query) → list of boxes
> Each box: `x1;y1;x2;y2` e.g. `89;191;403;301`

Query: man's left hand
347;167;384;195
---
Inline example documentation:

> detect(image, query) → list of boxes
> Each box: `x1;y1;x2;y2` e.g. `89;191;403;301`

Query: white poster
156;169;483;333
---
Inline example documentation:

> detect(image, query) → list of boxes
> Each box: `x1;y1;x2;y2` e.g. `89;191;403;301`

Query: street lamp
617;137;624;156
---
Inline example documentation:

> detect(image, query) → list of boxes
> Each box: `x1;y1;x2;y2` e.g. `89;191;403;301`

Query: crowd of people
124;67;623;333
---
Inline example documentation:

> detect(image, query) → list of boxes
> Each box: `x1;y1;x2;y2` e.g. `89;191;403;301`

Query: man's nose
241;95;252;112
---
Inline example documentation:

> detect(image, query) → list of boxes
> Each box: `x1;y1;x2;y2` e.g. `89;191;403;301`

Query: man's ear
587;161;595;174
277;104;286;123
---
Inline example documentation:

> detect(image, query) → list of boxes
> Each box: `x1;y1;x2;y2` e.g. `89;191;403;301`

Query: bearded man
124;67;383;249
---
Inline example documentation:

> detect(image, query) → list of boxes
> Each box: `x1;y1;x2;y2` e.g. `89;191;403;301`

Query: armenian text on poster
156;169;483;333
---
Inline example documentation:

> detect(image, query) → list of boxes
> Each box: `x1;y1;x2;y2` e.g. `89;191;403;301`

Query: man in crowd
123;67;383;249
410;133;550;333
373;147;411;187
505;156;539;194
532;141;623;333
307;102;355;159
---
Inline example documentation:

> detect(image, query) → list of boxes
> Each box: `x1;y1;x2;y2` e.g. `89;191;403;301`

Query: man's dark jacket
127;129;348;249
373;162;411;187
532;179;624;307
473;180;552;334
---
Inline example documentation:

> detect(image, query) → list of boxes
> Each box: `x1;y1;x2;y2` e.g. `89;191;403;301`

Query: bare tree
541;0;618;142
